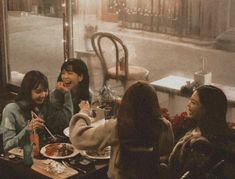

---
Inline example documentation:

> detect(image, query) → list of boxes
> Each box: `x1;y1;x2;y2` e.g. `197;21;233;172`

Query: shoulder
160;117;172;130
2;103;21;125
105;118;117;131
3;103;20;112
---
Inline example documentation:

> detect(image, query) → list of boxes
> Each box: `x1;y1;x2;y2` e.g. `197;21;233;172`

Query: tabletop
0;117;109;178
151;75;235;107
0;146;108;179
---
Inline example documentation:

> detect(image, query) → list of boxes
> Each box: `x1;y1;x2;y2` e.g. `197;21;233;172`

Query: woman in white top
69;81;174;179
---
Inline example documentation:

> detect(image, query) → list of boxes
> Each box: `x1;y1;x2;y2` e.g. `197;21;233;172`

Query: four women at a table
1;57;235;179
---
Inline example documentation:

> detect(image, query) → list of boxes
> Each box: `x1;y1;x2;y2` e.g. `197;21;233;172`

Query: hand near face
79;100;90;111
56;81;69;92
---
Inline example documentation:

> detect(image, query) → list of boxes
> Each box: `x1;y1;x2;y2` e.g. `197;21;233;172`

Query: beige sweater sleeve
69;110;118;151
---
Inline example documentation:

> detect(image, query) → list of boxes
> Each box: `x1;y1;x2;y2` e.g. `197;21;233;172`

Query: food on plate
45;143;74;157
86;146;111;158
43;159;65;174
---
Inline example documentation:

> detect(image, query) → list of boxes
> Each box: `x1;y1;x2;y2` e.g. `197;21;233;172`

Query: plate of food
81;146;111;160
40;143;79;159
63;127;69;137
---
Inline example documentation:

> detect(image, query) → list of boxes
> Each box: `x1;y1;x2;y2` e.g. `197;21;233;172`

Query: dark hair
58;58;90;102
196;85;231;139
16;70;49;105
117;81;162;178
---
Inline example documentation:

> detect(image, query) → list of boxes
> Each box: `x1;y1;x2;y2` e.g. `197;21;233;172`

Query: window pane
72;0;235;90
7;0;64;88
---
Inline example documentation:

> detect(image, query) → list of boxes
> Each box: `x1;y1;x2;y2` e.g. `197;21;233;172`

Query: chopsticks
31;111;57;141
44;126;57;142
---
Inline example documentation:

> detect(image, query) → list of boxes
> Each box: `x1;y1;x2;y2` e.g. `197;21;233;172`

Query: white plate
80;146;111;160
63;127;69;137
40;143;79;159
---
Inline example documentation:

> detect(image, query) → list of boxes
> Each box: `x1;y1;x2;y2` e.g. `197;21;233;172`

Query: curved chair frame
91;32;129;88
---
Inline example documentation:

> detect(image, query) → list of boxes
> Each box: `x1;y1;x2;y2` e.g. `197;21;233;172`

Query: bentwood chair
91;32;149;90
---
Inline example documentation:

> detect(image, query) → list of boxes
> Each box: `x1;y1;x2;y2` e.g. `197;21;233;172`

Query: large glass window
72;0;235;89
1;0;235;117
4;0;235;89
7;0;64;87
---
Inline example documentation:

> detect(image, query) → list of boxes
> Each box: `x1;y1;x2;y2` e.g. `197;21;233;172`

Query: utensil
31;111;57;142
62;161;87;174
44;126;57;142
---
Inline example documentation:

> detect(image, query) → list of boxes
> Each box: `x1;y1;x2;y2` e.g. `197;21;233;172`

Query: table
151;75;235;120
0;116;109;178
74;49;97;88
0;152;108;179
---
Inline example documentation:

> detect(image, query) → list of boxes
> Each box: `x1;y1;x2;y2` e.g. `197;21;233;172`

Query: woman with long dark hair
1;70;73;151
69;81;174;179
169;85;235;178
51;58;91;114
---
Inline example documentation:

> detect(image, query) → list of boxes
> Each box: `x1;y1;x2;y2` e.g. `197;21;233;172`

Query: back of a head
117;81;161;178
16;70;48;103
117;81;161;141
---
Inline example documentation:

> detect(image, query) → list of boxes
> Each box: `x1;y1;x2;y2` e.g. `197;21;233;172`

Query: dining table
0;153;108;179
0;116;110;179
151;75;235;121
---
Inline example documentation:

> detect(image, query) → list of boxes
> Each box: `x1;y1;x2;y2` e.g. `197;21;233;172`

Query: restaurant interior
1;0;235;178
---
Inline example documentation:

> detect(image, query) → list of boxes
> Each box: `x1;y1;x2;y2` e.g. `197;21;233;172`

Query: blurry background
1;0;235;119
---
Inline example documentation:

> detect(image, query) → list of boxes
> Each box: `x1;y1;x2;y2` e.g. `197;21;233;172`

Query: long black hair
117;81;162;178
16;70;49;106
58;58;90;112
196;85;234;141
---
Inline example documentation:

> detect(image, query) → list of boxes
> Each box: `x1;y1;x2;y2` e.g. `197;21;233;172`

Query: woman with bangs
0;70;73;152
51;58;92;114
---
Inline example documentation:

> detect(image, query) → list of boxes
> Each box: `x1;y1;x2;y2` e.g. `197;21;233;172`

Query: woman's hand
56;81;69;92
79;100;90;111
28;117;45;131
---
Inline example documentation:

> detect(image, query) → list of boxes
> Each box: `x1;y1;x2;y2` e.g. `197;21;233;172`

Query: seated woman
69;81;174;179
0;70;73;152
50;58;92;114
168;85;235;179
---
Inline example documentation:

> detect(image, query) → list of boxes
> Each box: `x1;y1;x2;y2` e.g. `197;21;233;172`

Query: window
1;0;235;91
4;0;64;89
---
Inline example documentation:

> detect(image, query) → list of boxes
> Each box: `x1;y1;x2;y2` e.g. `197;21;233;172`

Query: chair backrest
91;32;129;85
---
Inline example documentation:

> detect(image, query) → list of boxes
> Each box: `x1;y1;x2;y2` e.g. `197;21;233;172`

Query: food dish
40;143;79;159
81;146;111;160
63;127;69;137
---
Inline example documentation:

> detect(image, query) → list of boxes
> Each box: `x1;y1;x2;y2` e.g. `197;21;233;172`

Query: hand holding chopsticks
28;111;45;131
31;111;57;142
